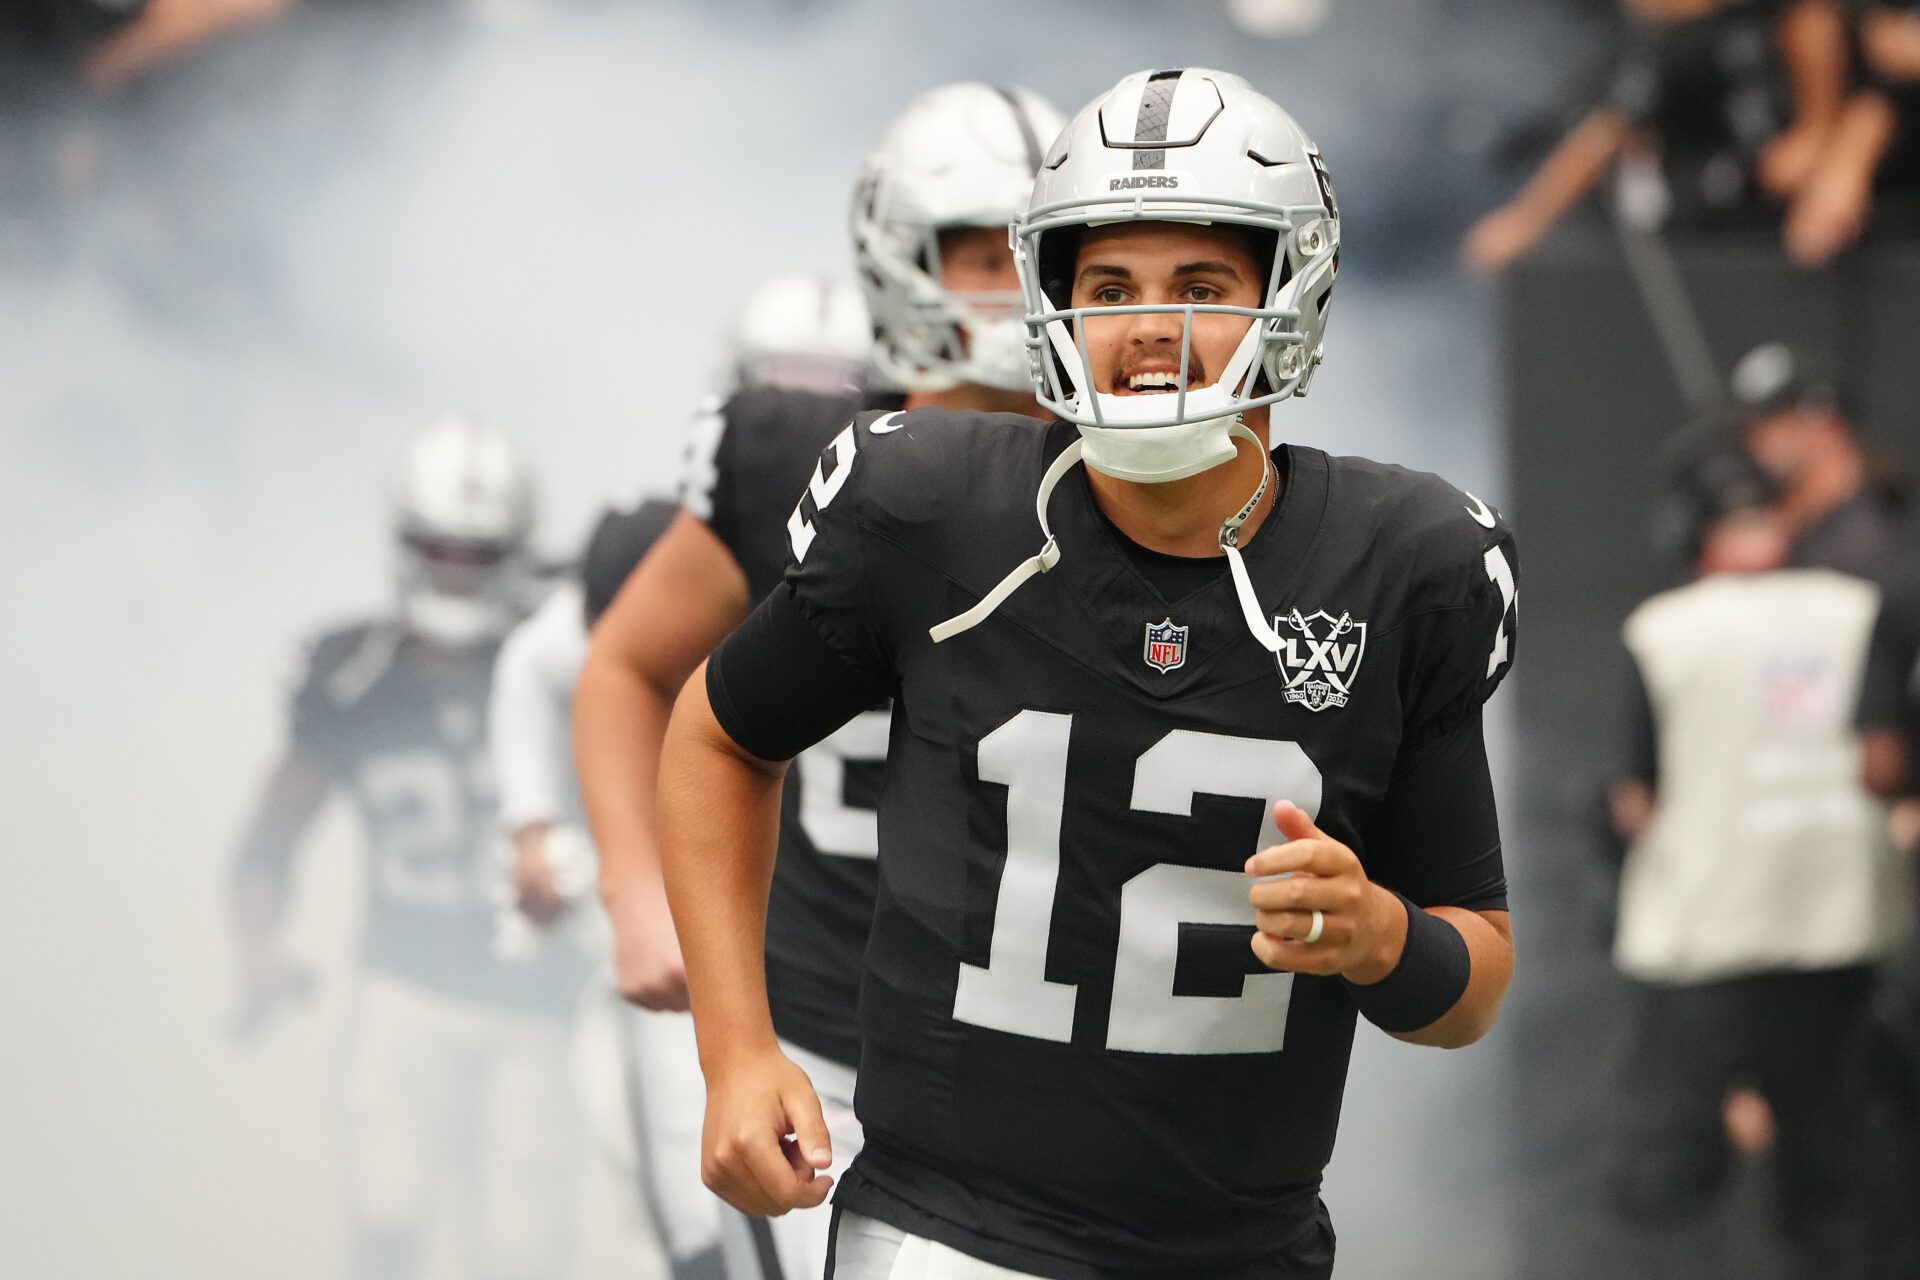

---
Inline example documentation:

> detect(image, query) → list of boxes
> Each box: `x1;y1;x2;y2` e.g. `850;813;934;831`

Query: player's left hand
1246;802;1401;980
513;826;573;927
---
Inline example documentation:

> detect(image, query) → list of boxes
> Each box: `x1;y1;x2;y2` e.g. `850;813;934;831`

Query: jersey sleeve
1399;502;1521;748
287;631;343;762
1858;577;1920;732
581;498;677;626
1361;489;1520;910
705;410;903;761
489;583;589;830
779;411;904;677
1361;715;1507;911
674;393;728;527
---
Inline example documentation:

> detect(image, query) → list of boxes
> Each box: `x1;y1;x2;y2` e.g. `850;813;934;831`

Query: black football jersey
679;383;903;1067
291;623;590;1010
711;410;1519;1278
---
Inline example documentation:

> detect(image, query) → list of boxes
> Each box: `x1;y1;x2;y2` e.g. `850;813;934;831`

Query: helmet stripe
992;85;1044;174
1131;68;1184;170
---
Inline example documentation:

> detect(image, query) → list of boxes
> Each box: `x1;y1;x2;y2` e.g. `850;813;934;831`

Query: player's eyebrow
1171;260;1244;281
1076;260;1246;285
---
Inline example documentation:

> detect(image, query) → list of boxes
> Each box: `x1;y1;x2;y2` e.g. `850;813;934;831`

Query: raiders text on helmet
852;82;1067;393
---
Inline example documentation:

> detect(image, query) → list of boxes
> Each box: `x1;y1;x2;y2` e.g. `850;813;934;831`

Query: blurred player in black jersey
657;69;1520;1280
575;83;1066;1280
492;274;872;1280
229;417;593;1280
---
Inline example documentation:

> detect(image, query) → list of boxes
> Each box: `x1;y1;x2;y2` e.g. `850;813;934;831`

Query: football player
489;277;870;1280
229;417;592;1280
656;69;1520;1279
574;83;1066;1280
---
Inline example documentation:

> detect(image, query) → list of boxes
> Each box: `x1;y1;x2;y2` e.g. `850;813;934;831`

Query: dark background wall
1503;231;1920;1279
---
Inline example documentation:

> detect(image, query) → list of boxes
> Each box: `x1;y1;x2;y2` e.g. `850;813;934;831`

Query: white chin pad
404;593;508;646
960;316;1036;391
1078;412;1241;483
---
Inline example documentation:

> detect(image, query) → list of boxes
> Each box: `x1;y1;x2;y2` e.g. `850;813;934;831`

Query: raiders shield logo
1274;608;1366;712
1143;618;1189;674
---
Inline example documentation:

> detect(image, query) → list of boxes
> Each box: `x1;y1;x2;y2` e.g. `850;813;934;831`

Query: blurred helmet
1016;67;1339;483
393;416;536;647
717;273;872;398
852;82;1067;393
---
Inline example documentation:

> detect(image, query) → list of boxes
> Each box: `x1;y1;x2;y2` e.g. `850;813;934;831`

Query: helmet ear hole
1038;226;1084;311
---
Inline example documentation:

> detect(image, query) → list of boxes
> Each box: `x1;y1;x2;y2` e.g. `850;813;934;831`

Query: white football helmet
718;273;873;398
1015;67;1339;483
393;416;537;647
932;71;1340;654
852;82;1067;393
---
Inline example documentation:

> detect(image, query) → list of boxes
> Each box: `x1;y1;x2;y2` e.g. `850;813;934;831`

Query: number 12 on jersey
953;709;1324;1056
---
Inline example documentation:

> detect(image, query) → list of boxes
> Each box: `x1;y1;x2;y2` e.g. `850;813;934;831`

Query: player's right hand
701;1046;834;1217
604;875;690;1011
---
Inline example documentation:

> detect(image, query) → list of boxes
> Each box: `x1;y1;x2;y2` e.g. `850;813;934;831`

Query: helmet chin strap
1218;421;1286;654
928;440;1081;643
930;421;1283;650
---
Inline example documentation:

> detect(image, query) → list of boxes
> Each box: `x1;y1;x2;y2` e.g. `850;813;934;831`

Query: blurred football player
658;69;1519;1278
491;275;870;1280
229;417;592;1280
575;83;1065;1280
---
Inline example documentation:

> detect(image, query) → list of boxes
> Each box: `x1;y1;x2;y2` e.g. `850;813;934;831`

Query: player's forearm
1827;92;1901;177
657;668;788;1070
227;754;326;961
1503;110;1629;229
575;641;680;902
1780;0;1849;127
229;857;292;967
1386;908;1513;1049
1863;728;1913;799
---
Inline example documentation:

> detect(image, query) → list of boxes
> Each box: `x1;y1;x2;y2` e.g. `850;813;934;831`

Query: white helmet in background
852;82;1067;393
718;273;872;397
393;416;536;647
1016;67;1339;483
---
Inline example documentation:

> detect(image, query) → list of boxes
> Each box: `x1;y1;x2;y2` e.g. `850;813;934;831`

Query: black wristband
1341;893;1471;1034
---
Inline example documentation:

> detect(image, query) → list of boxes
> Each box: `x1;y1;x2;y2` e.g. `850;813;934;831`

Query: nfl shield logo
1143;618;1188;674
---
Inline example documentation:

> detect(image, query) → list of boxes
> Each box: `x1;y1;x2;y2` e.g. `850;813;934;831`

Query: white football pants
827;1212;1050;1280
341;971;582;1277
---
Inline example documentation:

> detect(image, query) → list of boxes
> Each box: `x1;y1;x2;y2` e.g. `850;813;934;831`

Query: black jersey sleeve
1360;486;1520;910
1398;503;1521;747
703;409;905;761
1859;577;1920;732
707;584;894;762
674;393;730;532
780;410;907;677
581;498;677;626
1362;714;1508;911
1621;644;1659;786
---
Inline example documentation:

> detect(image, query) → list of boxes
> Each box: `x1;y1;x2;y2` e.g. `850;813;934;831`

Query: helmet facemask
1018;197;1336;483
854;187;1032;393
